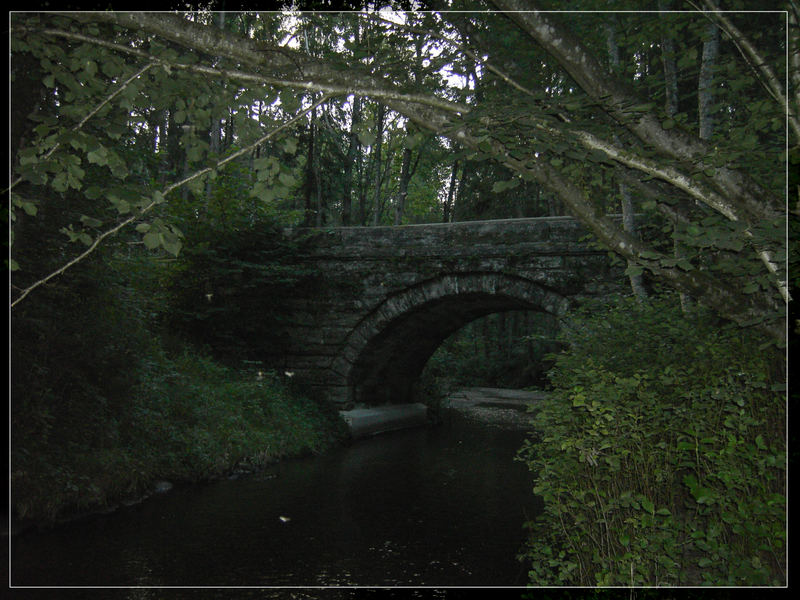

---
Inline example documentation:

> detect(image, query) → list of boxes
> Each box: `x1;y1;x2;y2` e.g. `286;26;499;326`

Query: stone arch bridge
269;216;626;407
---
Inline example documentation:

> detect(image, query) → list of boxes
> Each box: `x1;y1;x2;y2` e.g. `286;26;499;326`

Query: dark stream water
10;402;540;590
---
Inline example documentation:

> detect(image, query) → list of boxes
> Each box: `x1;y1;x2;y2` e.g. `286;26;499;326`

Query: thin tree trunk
607;20;647;301
303;117;316;226
342;96;362;225
443;160;459;222
673;21;719;311
357;145;367;225
659;1;680;119
452;163;469;222
313;102;326;227
393;146;412;225
370;103;386;226
205;11;225;202
698;22;720;141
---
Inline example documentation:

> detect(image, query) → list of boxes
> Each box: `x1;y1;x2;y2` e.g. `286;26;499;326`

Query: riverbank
10;353;350;535
11;390;540;587
9;385;545;537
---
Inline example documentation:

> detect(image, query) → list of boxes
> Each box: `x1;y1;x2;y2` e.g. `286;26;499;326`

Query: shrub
517;295;786;586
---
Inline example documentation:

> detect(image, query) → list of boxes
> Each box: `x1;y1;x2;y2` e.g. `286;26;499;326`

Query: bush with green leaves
12;341;347;523
164;217;318;363
517;295;785;586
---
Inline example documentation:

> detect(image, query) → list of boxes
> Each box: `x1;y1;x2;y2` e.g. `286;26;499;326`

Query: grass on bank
12;346;348;524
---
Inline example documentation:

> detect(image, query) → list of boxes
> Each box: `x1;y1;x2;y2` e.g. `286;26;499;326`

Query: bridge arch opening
331;273;569;406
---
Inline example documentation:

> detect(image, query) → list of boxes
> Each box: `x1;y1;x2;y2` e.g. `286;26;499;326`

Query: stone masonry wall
267;217;625;406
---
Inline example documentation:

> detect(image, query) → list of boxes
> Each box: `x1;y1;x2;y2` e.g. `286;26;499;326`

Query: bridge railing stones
272;216;628;407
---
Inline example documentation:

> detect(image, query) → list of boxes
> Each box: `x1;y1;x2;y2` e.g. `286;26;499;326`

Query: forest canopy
10;3;794;344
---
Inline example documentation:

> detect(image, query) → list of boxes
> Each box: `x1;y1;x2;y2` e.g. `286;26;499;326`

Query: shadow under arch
330;272;570;406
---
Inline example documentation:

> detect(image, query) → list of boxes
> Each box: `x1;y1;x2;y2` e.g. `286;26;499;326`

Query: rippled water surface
11;398;540;588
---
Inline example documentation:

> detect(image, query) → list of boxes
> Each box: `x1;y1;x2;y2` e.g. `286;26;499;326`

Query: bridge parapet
285;215;607;258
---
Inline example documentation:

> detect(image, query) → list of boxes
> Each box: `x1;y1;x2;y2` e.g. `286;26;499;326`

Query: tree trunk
393;146;412;225
698;22;720;142
370;103;386;226
341;96;362;225
658;1;680;119
303;117;316;226
607;20;647;301
452;163;469;222
443;160;459;223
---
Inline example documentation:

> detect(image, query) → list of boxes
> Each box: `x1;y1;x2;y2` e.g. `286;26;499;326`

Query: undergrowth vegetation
517;295;786;586
12;341;345;523
11;225;346;525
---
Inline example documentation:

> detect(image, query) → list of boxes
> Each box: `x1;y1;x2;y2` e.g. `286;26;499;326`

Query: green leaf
693;487;716;505
641;497;654;513
251;182;275;203
143;232;161;249
51;172;68;192
84;186;103;199
404;133;423;150
159;231;182;256
253;156;273;171
87;147;109;166
280;90;300;112
624;264;644;277
492;179;520;193
278;172;296;187
18;148;39;166
79;215;102;228
16;199;38;216
283;138;298;155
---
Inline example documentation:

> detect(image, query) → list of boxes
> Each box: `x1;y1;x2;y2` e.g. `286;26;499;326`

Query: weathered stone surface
270;217;626;407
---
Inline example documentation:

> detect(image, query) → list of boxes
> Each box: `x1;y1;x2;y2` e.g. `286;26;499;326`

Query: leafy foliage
164;218;319;362
517;295;786;586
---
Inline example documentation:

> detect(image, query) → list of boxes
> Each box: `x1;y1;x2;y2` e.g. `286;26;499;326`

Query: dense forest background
9;0;793;586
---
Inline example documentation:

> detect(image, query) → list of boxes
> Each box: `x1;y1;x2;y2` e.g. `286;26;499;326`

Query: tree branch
33;25;467;116
8;59;155;193
488;0;783;222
